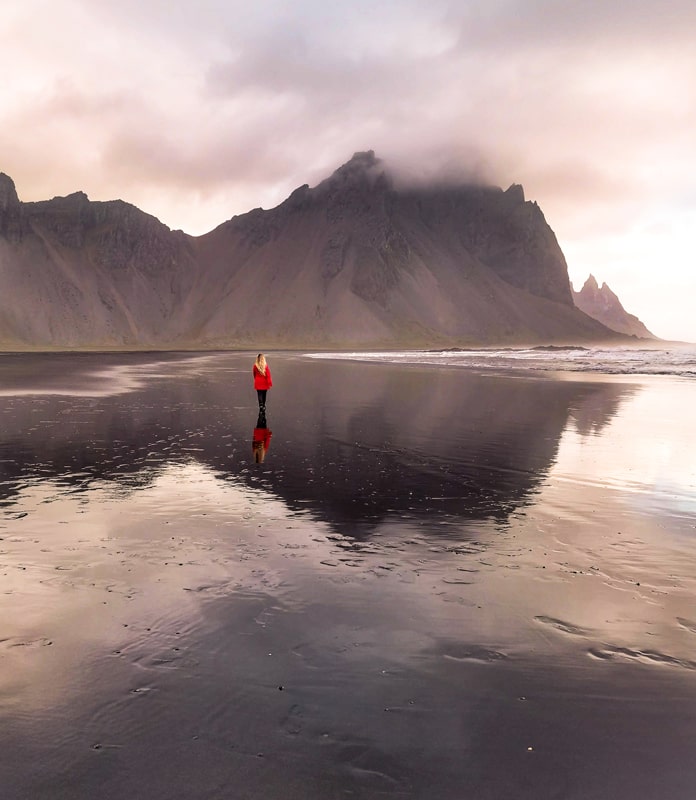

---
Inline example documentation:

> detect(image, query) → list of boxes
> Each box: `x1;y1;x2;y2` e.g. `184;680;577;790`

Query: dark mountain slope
191;152;615;347
0;154;622;349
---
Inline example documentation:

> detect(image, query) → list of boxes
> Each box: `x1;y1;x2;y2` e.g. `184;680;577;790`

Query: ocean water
306;344;696;376
1;351;695;799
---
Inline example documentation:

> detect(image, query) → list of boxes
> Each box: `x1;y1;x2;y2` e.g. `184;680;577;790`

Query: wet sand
1;352;695;799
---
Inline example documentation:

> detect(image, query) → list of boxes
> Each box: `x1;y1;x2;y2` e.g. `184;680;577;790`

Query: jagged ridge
573;274;655;339
0;154;625;349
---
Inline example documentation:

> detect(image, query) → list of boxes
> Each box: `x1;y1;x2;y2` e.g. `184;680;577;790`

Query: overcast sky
2;0;695;341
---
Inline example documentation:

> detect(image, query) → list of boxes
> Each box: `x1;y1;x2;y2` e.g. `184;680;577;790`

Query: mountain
0;153;622;349
572;275;656;339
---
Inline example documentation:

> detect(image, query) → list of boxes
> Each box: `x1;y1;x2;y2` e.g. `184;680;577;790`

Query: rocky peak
576;275;620;310
584;273;599;291
305;150;391;226
504;183;525;204
573;275;656;339
598;282;620;310
333;150;380;177
21;191;96;248
0;172;22;241
319;150;389;195
0;172;20;211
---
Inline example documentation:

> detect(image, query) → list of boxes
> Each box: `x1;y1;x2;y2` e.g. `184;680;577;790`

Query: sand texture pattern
0;351;694;799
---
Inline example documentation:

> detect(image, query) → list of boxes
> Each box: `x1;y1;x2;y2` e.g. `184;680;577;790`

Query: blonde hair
255;353;266;374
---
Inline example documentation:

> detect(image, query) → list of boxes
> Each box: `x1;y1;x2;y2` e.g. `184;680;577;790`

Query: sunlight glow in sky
1;0;695;341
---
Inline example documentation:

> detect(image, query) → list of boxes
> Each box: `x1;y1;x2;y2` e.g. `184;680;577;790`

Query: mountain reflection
0;353;637;536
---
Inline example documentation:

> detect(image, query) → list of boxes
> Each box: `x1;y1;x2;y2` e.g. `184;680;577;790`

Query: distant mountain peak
326;150;384;186
573;275;656;339
341;150;380;171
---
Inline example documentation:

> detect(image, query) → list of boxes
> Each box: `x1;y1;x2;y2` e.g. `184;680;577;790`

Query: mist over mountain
0;152;630;350
572;275;656;339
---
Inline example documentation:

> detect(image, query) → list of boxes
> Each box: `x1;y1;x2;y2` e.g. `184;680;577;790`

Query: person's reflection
252;409;272;463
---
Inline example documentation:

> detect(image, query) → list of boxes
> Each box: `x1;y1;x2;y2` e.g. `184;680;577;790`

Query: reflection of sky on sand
5;400;696;697
2;354;696;798
0;352;223;397
511;377;696;664
0;462;318;708
1;352;641;536
553;376;696;519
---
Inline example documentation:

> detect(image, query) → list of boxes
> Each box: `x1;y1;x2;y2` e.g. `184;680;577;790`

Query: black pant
257;389;267;408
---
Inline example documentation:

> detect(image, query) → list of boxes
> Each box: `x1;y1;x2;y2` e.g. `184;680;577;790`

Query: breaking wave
305;346;696;377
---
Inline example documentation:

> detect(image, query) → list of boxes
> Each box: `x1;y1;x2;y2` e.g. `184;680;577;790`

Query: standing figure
253;353;272;411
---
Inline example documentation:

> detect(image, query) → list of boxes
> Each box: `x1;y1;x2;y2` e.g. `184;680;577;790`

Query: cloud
1;0;695;337
5;0;693;220
449;0;696;50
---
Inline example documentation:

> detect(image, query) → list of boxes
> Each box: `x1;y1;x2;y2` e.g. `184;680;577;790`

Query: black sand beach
1;352;695;799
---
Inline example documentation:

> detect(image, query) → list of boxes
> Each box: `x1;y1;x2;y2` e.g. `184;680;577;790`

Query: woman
252;353;273;410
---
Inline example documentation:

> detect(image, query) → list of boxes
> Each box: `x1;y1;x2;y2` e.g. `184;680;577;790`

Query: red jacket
252;427;272;450
253;364;273;390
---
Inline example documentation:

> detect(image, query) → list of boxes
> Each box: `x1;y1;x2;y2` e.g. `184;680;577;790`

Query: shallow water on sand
1;352;695;799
